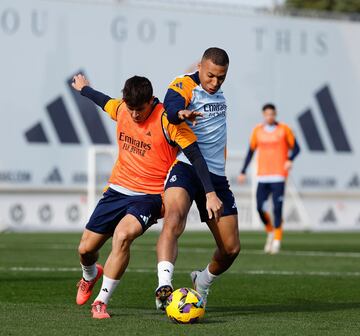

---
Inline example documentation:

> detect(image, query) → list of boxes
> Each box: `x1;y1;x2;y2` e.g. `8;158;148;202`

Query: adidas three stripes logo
298;85;352;153
24;70;111;145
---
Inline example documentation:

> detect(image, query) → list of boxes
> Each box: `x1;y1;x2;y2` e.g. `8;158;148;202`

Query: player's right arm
71;73;122;121
164;76;203;125
238;127;258;184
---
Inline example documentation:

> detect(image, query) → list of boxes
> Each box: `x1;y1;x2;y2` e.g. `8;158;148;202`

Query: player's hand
237;174;246;184
284;160;293;171
71;73;90;91
177;110;203;126
206;191;223;222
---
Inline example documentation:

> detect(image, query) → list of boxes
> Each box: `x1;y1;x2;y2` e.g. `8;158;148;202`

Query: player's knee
113;229;137;251
78;242;96;258
222;241;241;260
78;243;87;256
163;210;187;237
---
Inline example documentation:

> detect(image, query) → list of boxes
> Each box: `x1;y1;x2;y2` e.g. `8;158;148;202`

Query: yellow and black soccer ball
165;287;205;324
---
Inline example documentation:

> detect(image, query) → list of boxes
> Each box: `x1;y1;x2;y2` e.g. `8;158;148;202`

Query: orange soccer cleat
76;264;103;305
91;301;110;319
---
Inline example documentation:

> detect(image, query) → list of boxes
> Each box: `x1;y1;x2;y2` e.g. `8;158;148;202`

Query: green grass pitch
0;231;359;335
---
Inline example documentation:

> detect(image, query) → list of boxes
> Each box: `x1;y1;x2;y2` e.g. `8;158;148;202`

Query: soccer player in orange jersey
238;103;300;254
71;74;222;319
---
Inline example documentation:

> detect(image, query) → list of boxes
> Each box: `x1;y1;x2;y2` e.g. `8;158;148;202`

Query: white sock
157;261;174;289
81;263;97;281
94;275;120;304
196;265;218;289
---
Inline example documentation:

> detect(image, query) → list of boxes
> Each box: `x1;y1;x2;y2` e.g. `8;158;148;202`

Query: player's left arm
284;125;301;171
71;73;121;121
162;114;223;220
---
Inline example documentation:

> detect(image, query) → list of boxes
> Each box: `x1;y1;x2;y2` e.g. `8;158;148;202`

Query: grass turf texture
0;231;359;335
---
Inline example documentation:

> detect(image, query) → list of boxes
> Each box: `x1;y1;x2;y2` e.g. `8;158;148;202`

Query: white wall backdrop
0;0;359;231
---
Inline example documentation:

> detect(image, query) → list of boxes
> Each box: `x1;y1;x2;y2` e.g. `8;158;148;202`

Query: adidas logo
321;207;337;224
174;82;183;89
146;131;152;136
231;193;237;209
297;85;352;153
24;70;111;145
44;167;62;183
140;214;151;225
348;174;360;188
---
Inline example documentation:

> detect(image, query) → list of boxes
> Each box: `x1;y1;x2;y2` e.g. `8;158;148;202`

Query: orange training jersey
250;123;296;181
104;98;197;194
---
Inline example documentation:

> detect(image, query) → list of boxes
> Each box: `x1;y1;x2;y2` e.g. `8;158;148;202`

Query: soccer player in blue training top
155;47;240;309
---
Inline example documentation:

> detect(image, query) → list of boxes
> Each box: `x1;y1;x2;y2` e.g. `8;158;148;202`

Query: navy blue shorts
165;161;238;222
256;181;285;228
86;187;162;234
256;182;285;210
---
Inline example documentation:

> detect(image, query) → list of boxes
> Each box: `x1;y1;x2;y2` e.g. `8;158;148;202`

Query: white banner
0;0;359;230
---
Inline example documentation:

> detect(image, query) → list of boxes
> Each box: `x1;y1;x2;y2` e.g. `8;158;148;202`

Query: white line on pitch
1;267;359;277
243;250;360;258
1;243;359;259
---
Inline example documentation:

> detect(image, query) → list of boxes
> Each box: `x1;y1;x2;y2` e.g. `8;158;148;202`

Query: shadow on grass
210;300;360;316
110;311;225;324
108;308;226;325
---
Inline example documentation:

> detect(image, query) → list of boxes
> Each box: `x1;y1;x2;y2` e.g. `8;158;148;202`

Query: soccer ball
165;287;205;324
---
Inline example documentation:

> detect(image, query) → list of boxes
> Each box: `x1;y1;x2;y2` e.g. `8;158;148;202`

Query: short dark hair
262;103;276;112
122;76;153;108
202;47;229;66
